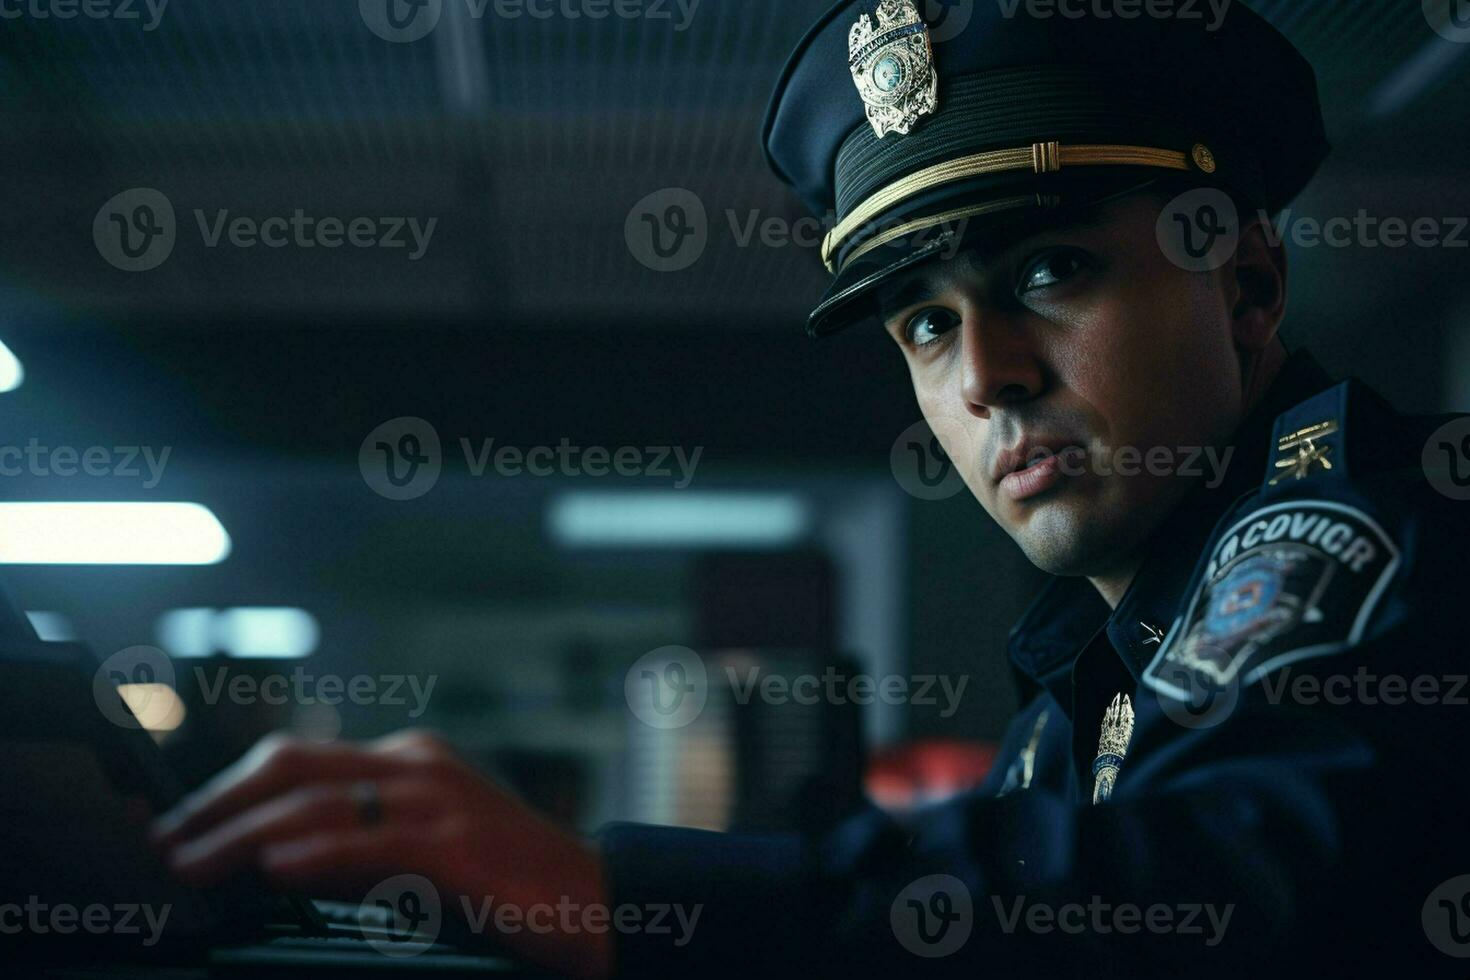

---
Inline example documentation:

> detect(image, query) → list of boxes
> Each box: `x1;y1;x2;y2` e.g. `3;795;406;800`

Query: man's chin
1003;496;1136;579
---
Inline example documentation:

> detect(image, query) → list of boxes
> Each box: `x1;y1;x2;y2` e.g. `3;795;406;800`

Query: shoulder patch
1143;500;1400;697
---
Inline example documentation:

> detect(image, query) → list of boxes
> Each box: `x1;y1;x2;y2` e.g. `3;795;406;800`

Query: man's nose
959;311;1044;419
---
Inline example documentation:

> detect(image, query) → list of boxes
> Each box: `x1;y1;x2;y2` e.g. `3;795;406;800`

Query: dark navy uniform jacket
599;349;1470;977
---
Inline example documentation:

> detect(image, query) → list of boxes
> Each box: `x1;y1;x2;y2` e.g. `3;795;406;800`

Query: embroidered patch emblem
1144;501;1400;697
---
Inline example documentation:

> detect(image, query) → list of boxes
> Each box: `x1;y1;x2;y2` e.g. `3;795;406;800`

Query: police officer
150;1;1470;977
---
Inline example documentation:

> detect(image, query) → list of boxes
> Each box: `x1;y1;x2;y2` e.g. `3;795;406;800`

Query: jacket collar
1005;349;1336;709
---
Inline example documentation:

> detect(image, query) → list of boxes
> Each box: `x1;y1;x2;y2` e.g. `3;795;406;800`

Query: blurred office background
0;1;1467;834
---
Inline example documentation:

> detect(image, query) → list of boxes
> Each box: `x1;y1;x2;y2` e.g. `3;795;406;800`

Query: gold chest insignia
1091;693;1135;804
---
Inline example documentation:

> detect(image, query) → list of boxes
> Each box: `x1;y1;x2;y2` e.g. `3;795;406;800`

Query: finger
152;737;416;846
166;785;356;886
165;777;449;887
258;829;425;898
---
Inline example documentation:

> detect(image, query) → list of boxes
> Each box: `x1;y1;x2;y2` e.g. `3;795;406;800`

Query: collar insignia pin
847;0;939;139
1270;419;1339;485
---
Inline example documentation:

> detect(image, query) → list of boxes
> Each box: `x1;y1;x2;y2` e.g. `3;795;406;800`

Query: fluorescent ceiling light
547;492;811;548
25;611;77;642
0;502;232;565
0;339;22;393
158;606;319;659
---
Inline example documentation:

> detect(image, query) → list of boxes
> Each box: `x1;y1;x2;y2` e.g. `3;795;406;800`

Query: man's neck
1090;557;1145;610
1086;339;1289;609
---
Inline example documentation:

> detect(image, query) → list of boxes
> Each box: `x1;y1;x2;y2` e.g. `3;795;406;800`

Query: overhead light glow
0;339;22;393
547;492;811;548
25;611;78;642
157;606;319;659
0;502;232;565
117;683;186;733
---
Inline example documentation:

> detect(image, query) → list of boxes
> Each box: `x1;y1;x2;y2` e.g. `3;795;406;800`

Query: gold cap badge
848;0;939;139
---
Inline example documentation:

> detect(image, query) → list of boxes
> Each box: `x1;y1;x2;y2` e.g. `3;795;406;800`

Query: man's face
879;192;1249;579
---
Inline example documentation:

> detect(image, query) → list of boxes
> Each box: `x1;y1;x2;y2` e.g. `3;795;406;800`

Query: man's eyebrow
871;205;1121;322
874;275;942;322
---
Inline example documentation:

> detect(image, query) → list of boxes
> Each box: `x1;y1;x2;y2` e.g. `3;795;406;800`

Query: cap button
1191;143;1218;174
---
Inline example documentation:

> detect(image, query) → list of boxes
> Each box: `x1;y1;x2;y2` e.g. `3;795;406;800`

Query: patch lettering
1145;501;1399;697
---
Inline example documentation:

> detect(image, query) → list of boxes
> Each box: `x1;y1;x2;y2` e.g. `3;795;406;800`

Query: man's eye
903;307;960;346
1017;249;1085;294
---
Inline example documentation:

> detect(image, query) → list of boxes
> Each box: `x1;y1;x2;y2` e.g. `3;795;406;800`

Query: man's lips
992;440;1087;484
994;441;1088;502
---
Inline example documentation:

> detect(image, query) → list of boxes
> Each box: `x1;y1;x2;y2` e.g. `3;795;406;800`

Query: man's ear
1228;215;1288;353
